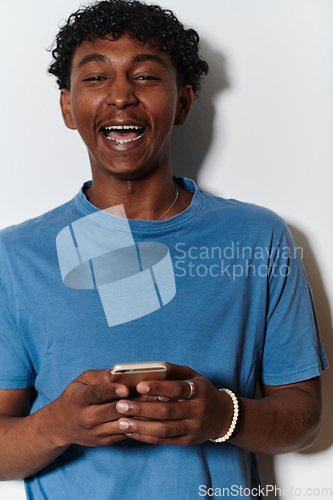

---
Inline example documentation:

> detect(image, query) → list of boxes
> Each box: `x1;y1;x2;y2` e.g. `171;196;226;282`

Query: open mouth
101;125;146;144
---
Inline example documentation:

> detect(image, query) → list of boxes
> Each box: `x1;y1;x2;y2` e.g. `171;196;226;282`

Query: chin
101;165;156;182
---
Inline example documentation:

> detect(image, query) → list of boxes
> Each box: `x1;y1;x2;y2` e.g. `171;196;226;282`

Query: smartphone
110;361;167;392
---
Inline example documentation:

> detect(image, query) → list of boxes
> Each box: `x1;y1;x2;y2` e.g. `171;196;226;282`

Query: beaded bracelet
209;389;243;443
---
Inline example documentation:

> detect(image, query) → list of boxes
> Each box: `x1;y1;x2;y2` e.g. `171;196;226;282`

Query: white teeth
104;125;142;130
103;124;145;144
106;133;144;144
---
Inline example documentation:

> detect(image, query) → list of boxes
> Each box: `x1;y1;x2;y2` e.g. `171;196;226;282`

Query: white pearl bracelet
209;388;240;443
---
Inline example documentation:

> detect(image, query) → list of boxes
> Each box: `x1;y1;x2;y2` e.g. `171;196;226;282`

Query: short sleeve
0;240;35;389
260;226;328;386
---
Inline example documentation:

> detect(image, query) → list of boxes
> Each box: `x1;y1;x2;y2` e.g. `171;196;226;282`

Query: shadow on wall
171;39;230;182
287;224;333;455
171;37;333;496
258;227;333;498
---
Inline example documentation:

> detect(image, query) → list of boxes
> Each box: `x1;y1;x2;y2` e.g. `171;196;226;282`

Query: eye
135;75;160;81
82;76;108;82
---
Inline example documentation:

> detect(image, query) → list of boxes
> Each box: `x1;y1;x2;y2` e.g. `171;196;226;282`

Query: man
0;0;327;499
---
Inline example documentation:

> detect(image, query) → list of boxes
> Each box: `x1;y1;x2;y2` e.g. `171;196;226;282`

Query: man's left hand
116;363;233;445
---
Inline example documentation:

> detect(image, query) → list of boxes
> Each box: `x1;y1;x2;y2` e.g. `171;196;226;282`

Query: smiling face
60;35;193;182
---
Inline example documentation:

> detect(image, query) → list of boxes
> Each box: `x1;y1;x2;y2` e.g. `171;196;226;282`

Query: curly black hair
48;0;208;95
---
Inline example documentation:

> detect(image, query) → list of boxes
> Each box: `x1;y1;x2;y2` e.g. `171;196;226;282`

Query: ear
60;89;76;130
174;85;194;126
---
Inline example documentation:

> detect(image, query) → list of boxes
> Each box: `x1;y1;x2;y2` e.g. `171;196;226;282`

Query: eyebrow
77;54;109;69
132;54;168;69
77;52;168;70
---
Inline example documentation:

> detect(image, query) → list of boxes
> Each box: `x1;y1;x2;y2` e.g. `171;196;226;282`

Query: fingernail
137;382;150;393
117;401;130;413
119;419;130;430
116;387;128;397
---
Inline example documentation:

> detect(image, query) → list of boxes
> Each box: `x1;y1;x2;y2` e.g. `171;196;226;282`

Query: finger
129;394;160;403
75;381;129;406
136;378;198;400
81;400;127;428
162;363;198;381
75;419;130;446
88;396;160;425
76;369;114;385
77;405;120;431
118;416;190;439
116;399;190;420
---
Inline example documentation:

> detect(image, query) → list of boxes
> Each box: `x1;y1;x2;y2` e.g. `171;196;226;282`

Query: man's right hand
47;369;131;447
0;369;131;480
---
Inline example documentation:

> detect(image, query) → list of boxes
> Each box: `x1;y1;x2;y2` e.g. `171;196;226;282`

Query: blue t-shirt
0;178;327;500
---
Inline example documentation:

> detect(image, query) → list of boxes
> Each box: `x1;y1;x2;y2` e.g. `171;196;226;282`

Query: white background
0;0;332;498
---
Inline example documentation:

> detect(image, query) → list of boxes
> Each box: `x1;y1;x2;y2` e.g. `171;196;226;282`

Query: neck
85;170;192;220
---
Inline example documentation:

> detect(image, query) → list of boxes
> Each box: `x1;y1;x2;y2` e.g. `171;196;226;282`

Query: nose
106;76;138;109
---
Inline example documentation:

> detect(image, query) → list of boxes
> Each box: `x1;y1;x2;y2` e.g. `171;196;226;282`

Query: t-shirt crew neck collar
74;177;202;231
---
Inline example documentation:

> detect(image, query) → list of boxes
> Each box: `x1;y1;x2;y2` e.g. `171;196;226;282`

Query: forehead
70;35;176;75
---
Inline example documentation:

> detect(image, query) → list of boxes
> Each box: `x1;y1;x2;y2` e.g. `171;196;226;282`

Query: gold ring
185;380;196;399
